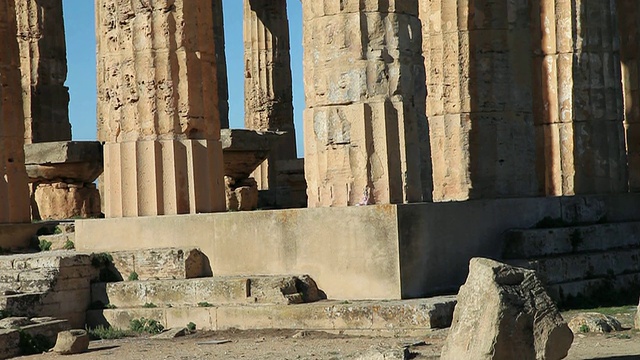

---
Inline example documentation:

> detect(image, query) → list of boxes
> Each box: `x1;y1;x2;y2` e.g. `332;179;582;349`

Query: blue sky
62;0;305;154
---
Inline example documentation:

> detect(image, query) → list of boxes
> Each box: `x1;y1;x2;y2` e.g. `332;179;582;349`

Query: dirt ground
16;307;640;360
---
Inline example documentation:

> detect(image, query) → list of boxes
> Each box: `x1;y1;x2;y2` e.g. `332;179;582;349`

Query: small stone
355;346;410;360
569;313;623;333
152;327;187;339
292;331;310;339
53;329;90;355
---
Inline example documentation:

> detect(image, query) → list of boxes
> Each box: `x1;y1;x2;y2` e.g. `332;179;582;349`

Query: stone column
0;0;31;223
213;0;229;129
421;0;539;201
14;0;71;144
303;1;431;207
243;0;297;192
96;0;225;218
533;0;627;195
616;0;640;191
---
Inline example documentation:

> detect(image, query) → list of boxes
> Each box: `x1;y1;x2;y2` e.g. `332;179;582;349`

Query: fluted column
15;0;71;144
96;0;225;218
421;0;539;201
244;0;297;193
0;0;31;223
303;1;431;207
617;0;640;191
533;0;627;195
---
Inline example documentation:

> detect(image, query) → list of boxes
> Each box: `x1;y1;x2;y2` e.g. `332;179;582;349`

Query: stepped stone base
504;220;640;305
0;251;97;327
87;296;456;333
76;193;640;300
91;275;322;308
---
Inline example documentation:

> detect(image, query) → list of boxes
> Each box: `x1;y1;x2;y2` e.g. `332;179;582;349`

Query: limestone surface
441;258;573;360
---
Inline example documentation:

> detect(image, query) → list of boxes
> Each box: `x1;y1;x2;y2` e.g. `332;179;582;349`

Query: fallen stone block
53;329;89;355
568;313;622;334
441;258;573;360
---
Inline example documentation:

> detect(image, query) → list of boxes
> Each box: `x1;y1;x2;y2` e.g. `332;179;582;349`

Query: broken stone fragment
152;327;187;339
53;329;89;355
441;258;573;360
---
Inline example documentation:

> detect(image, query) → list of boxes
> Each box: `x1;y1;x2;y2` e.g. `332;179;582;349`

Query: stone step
91;275;323;308
510;248;640;285
503;221;640;259
86;296;457;333
546;272;640;307
102;248;210;281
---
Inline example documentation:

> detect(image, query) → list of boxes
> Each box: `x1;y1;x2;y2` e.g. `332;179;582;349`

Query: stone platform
86;296;456;334
75;193;640;300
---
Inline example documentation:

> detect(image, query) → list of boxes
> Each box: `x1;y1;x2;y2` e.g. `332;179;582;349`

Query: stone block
221;129;284;178
24;141;102;165
92;275;321;309
0;223;41;251
31;182;101;220
53;329;90;355
109;248;209;281
441;258;573;360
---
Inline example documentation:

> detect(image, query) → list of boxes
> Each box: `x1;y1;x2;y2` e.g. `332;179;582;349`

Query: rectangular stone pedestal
0;223;42;250
75;194;640;299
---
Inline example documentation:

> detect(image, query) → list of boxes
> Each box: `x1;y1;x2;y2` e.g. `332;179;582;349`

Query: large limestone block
31;182;101;220
441;258;573;360
109;248;209;281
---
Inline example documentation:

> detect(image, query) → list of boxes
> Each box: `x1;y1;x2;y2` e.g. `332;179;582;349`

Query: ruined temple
0;0;639;355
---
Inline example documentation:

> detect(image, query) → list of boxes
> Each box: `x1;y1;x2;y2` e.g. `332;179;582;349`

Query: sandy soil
13;326;640;360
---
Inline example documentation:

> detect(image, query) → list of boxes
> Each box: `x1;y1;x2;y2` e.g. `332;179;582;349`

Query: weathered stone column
533;0;627;195
96;0;225;217
0;0;31;223
213;0;229;129
14;0;71;144
421;0;539;201
303;1;431;207
617;0;640;191
244;0;297;192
